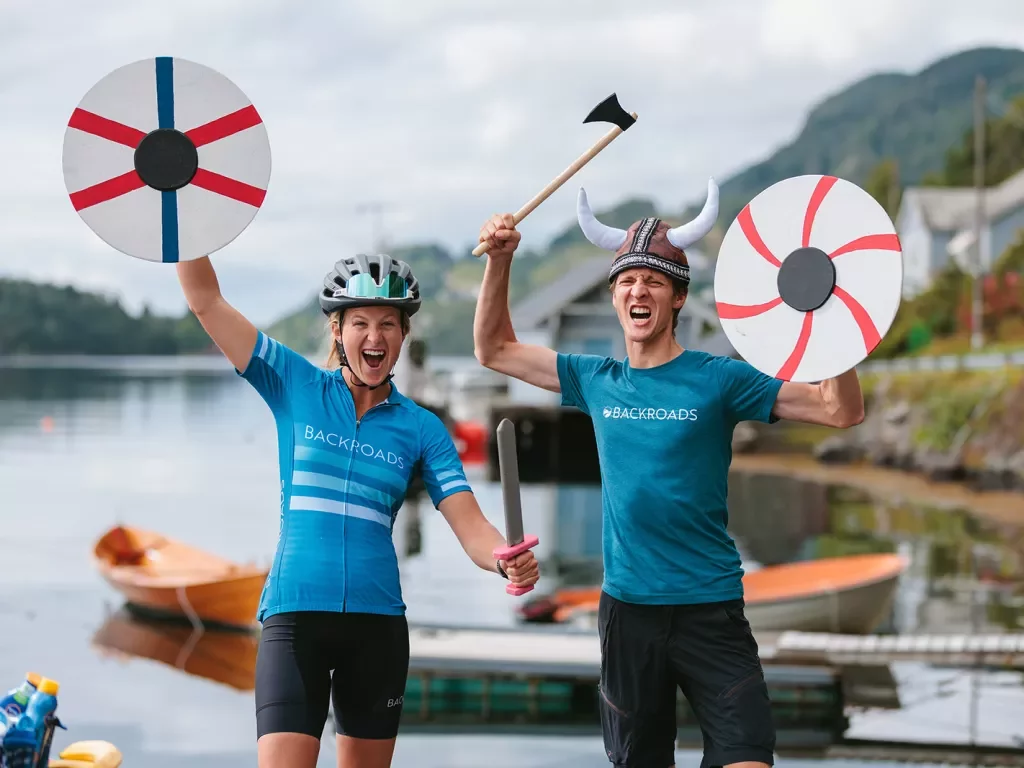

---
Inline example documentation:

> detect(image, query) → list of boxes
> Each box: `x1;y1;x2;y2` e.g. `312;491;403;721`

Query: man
472;179;864;768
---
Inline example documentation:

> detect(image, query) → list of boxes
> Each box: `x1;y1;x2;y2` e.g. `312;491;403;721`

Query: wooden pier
774;630;1024;668
408;623;1024;674
405;624;846;733
400;623;1024;761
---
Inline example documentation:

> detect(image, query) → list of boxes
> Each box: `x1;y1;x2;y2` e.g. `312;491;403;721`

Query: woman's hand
500;550;539;590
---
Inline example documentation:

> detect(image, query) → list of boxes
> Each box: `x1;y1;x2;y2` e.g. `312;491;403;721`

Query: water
1;356;1022;766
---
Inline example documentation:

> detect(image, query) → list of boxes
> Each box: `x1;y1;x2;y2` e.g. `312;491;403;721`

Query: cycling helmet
318;253;421;316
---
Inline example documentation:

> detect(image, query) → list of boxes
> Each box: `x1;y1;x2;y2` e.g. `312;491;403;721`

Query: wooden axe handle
472;112;637;257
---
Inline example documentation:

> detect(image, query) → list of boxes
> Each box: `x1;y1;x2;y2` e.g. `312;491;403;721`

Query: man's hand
499;550;539;590
479;213;521;260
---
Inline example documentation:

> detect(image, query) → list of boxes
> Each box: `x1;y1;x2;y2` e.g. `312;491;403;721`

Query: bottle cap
25;673;42;687
38;679;59;696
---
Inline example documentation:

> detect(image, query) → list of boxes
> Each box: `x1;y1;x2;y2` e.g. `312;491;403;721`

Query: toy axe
472;93;637;257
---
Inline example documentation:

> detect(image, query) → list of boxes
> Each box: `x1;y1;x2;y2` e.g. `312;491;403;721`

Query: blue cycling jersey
238;330;473;621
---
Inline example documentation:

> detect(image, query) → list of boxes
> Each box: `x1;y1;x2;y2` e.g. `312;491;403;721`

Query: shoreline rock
795;372;1024;494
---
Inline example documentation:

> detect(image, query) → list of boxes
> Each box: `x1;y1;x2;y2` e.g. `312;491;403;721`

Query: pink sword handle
493;534;540;595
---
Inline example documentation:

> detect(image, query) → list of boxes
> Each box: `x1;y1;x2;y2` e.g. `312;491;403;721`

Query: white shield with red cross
62;57;271;263
713;174;904;383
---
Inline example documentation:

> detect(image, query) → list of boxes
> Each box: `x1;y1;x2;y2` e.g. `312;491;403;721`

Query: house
507;255;735;403
896;168;1024;297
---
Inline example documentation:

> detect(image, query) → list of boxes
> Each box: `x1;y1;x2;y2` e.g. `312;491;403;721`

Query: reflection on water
92;608;258;692
727;473;1024;635
539;476;1024;636
1;357;1023;765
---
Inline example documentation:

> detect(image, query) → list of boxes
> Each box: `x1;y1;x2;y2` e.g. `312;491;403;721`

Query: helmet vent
369;262;381;284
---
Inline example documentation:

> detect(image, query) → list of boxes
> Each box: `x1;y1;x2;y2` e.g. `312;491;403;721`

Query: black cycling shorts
255;611;409;741
598;591;776;768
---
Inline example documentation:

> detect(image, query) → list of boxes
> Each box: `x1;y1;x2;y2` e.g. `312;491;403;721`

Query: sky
3;0;1024;326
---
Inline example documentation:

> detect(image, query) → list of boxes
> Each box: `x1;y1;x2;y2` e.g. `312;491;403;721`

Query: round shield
62;57;271;263
713;175;903;382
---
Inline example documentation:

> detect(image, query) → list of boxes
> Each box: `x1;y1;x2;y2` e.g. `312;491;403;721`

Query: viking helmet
577;178;719;284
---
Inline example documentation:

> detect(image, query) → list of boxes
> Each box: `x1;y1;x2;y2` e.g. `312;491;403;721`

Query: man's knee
599;684;676;768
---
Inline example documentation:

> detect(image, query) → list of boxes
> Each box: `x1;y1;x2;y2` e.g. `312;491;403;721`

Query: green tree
0;278;212;356
865;158;903;219
924;94;1024;188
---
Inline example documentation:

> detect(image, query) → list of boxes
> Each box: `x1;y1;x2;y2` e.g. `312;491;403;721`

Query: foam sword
492;419;539;596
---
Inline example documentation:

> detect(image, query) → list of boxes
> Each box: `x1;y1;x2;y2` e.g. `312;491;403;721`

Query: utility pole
355;202;391;254
971;75;987;350
887;158;900;220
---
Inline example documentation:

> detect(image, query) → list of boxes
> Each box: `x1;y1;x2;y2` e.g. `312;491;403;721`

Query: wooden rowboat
519;553;908;635
92;525;267;629
92;608;258;691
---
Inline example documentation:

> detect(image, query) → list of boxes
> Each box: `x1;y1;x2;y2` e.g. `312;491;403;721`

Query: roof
511;249;710;331
901;168;1024;232
511;257;611;330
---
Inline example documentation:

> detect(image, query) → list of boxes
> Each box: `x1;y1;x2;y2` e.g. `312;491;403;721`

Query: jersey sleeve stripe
440;479;470;493
435;469;462;481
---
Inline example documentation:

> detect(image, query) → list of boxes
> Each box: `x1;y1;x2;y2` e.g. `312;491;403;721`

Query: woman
175;253;539;768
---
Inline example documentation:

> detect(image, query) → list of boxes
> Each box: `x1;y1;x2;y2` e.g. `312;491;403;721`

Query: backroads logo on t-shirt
302;425;407;468
601;405;698;421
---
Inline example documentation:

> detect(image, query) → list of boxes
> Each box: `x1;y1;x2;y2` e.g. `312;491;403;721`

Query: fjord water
0;356;1021;767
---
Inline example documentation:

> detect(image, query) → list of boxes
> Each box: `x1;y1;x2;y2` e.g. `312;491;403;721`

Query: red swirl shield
714;175;903;382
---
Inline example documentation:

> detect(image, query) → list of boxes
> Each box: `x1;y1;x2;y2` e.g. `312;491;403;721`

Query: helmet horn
577;188;627;251
667;178;719;250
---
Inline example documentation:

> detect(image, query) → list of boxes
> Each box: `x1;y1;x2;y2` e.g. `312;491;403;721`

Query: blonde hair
324;308;412;370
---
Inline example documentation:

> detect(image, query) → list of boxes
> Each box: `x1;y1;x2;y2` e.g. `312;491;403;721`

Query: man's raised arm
472;213;560;394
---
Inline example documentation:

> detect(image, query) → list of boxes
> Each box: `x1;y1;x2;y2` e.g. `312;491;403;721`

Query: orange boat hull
92;525;267;629
521;553;908;634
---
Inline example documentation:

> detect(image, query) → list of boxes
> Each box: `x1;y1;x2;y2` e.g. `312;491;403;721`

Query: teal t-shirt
556;350;783;605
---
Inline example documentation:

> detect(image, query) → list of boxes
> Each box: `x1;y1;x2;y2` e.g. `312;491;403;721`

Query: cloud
2;0;1022;326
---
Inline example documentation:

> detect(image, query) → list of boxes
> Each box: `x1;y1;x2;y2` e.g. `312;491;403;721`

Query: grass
900;317;1024;358
772;367;1024;455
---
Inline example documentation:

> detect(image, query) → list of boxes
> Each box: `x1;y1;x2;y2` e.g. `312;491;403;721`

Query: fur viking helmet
577;178;719;285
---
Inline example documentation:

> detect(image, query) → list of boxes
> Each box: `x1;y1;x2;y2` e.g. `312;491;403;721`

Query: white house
506;255;736;404
896;168;1024;297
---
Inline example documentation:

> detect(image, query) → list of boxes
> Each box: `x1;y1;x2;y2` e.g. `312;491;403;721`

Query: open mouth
362;349;386;370
629;307;652;325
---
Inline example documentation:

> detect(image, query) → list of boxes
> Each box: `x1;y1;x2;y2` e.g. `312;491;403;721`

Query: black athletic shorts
598;591;776;768
255;611;409;740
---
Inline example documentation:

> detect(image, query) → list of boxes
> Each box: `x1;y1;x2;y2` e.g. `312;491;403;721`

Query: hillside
268;196;674;357
269;46;1024;357
698;46;1024;238
0;278;211;356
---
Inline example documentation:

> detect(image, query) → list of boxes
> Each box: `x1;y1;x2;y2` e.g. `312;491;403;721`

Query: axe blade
584;93;636;132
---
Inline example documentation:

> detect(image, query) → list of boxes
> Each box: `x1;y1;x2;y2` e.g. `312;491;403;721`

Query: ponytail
325;310;344;369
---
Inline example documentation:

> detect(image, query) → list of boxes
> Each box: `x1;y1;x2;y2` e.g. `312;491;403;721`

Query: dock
774;630;1024;668
408;623;1024;675
404;623;850;734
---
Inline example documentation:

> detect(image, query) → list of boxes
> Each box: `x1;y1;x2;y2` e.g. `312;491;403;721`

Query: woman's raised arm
176;257;258;372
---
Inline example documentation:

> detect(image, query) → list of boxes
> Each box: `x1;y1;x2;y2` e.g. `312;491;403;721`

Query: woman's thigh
255;612;334;766
330;613;410;743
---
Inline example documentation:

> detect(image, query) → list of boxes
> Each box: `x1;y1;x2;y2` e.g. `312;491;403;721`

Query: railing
859;349;1024;373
